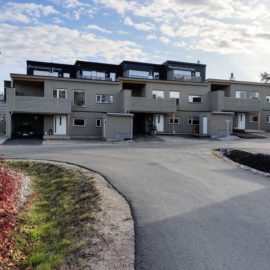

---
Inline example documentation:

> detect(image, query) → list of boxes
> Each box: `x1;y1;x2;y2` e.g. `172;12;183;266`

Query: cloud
123;17;154;31
0;2;57;23
87;24;112;34
0;23;147;64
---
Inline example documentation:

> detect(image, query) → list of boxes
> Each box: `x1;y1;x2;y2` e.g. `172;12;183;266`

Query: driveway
1;137;270;270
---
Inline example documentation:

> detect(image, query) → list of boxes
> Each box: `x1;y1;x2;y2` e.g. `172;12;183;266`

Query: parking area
3;138;43;145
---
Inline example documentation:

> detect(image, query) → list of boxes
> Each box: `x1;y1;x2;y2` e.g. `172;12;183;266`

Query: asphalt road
2;137;270;270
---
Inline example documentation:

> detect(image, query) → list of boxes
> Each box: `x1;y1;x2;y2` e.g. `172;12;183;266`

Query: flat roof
207;78;270;87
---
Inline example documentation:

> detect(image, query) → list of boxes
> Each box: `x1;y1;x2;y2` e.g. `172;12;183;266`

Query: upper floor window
74;90;86;107
188;95;202;103
154;72;159;79
170;91;180;105
96;95;113;104
152;90;164;99
128;70;150;78
250;92;259;99
82;70;106;80
63;73;70;78
266;96;270;102
195;72;201;77
236;90;246;99
53;89;66;99
174;70;191;76
266;116;270;123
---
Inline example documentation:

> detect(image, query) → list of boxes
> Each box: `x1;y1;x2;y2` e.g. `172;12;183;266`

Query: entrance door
54;115;66;135
237;113;245;129
202;116;208;135
154;114;164;132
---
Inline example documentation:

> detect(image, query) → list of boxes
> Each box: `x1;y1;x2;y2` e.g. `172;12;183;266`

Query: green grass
8;161;100;269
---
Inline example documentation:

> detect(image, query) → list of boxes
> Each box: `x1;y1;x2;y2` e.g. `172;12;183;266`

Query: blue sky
1;0;270;90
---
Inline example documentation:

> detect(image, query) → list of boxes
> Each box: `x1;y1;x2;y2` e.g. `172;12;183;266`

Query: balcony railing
173;74;202;82
77;75;113;81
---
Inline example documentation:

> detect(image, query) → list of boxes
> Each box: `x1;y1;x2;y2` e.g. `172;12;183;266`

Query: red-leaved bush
0;158;22;259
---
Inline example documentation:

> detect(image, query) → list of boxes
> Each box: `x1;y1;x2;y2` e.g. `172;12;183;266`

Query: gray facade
4;60;270;140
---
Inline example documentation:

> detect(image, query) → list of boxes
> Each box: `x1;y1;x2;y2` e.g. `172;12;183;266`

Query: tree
260;72;270;83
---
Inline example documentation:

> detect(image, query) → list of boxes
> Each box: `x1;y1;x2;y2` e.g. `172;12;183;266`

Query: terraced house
4;59;270;140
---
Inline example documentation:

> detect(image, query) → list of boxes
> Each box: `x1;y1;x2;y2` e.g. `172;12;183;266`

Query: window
154;72;159;79
250;115;258;122
128;70;150;78
63;73;70;78
170;91;180;105
96;118;102;127
188;95;202;103
96;95;113;104
250;92;259;99
195;72;201;77
74;90;86;107
236;90;246;98
82;70;106;79
73;118;86;127
267;116;270;123
173;70;192;76
169;117;180;124
152;90;164;99
266;96;270;102
53;89;67;99
110;73;116;81
188;117;200;125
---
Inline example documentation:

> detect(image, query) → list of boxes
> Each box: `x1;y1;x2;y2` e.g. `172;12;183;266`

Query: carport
11;113;44;138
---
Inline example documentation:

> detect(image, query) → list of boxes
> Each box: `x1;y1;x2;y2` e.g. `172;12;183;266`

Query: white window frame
170;91;180;105
188;117;200;125
53;88;67;99
169;117;180;125
96;95;114;104
73;90;86;107
96;118;102;127
236;90;246;99
266;96;270;102
188;95;202;103
73;118;86;127
250;115;258;122
152;90;164;99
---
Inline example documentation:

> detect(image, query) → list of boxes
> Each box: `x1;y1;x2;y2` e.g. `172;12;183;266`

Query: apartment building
4;59;270;140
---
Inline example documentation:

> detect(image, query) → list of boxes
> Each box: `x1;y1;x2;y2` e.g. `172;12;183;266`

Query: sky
1;0;270;91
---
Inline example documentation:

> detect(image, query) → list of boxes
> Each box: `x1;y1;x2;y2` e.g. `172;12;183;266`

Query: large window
152;90;164;99
169;117;180;124
173;70;192;76
73;118;86;127
236;90;246;98
188;117;200;125
250;115;258;122
74;90;86;107
188;95;202;103
34;70;58;77
128;70;150;78
170;91;180;105
96;95;113;104
53;89;67;99
82;70;106;79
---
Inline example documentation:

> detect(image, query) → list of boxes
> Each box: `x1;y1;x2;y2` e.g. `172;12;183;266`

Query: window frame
188;95;202;103
170;91;180;105
188;117;200;125
52;88;67;99
235;90;247;99
73;118;86;127
96;94;114;104
73;90;86;107
266;96;270;103
169;116;180;125
250;115;258;122
96;118;102;128
152;90;164;99
266;116;270;124
250;91;259;99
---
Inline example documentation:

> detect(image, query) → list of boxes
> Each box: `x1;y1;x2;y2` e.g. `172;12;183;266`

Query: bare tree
261;72;270;83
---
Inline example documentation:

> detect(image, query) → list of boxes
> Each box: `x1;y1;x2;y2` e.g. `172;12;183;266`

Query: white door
154;114;164;132
237;113;245;129
54;115;67;135
202;116;208;135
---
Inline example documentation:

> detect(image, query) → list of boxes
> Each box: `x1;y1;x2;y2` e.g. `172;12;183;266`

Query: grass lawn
7;161;100;270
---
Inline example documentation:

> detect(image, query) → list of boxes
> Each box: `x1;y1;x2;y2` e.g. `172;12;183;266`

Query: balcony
77;75;113;81
129;97;176;113
210;91;261;112
14;96;71;114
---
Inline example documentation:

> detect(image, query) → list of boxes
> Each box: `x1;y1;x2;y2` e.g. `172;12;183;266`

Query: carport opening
12;114;44;138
